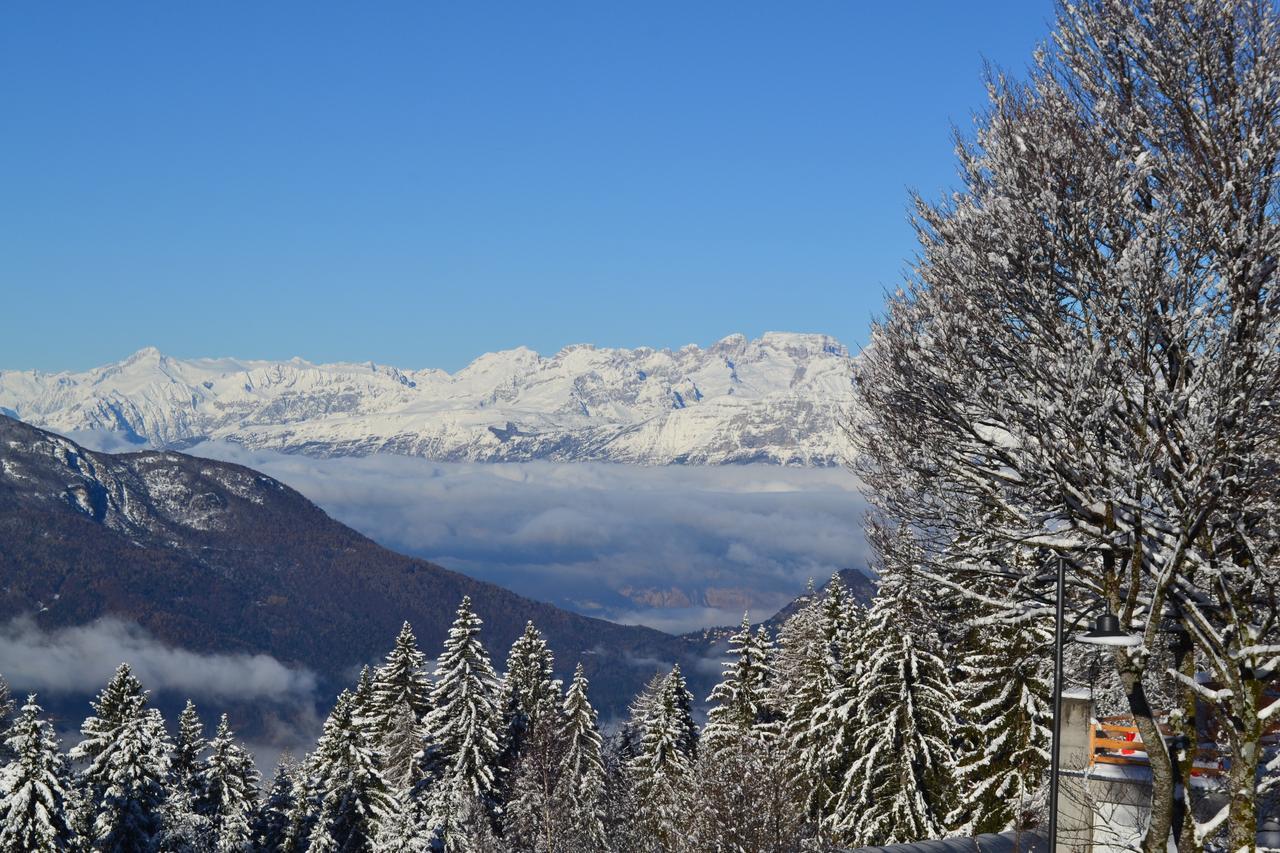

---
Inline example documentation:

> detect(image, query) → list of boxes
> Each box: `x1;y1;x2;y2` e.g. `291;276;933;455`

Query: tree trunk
1224;677;1263;853
1117;655;1176;853
1173;630;1202;853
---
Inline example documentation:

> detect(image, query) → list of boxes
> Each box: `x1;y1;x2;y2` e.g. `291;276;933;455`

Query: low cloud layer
185;443;871;632
0;615;317;704
64;429;871;632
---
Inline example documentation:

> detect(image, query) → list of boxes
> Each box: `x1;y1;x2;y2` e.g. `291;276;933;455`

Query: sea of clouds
67;430;871;634
186;444;871;633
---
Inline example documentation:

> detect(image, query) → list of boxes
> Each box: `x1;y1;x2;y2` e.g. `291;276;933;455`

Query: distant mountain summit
0;333;855;465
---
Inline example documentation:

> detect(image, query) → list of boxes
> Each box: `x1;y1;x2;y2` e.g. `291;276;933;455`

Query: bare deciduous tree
854;1;1280;848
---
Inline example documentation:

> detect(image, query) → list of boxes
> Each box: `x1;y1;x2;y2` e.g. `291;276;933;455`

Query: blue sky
1;2;1054;373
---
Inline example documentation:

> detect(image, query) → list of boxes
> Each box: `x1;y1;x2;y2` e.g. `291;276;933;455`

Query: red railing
1089;696;1280;778
1089;717;1225;777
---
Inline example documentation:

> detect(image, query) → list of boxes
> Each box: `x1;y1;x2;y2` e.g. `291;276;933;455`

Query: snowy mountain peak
124;345;164;364
0;334;858;465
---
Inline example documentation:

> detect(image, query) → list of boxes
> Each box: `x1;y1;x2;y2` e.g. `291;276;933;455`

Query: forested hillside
0;415;703;719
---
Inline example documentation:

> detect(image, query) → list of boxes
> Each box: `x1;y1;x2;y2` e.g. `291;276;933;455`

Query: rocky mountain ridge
0;333;856;465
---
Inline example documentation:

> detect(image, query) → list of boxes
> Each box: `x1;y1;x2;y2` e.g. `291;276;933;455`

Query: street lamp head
1077;611;1142;647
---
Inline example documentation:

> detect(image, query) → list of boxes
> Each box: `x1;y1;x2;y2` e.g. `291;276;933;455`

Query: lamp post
1046;555;1141;852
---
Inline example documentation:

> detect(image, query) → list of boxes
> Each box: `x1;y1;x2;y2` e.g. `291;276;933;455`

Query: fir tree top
372;621;432;723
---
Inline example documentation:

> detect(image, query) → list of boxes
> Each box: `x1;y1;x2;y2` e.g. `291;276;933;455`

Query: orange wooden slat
1093;737;1148;751
1093;754;1149;766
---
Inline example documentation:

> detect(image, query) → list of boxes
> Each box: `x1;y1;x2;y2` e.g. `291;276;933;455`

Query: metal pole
1047;554;1066;852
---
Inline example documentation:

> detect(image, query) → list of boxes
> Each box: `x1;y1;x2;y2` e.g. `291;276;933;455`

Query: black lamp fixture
1077;611;1143;647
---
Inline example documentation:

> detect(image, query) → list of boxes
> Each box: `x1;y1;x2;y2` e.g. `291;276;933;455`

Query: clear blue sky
1;2;1054;373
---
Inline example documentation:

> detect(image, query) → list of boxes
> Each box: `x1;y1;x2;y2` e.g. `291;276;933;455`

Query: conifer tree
69;664;146;769
500;622;567;850
423;596;502;840
378;703;423;797
499;622;561;768
777;575;856;822
0;695;77;852
374;622;434;722
0;676;15;763
770;578;821;698
371;622;432;790
831;529;958;845
159;785;216;853
199;714;260;852
504;740;564;851
372;795;436;853
441;794;502;853
352;666;378;734
692;615;807;851
156;699;214;852
71;664;172;853
251;761;297;852
599;674;663;852
172;701;207;788
703;614;776;753
807;585;867;827
629;665;697;848
948;611;1052;834
615;672;664;765
311;692;397;853
172;699;208;801
554;664;607;851
277;772;317;853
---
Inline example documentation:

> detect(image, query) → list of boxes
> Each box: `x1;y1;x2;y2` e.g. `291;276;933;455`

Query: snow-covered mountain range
0;333;856;465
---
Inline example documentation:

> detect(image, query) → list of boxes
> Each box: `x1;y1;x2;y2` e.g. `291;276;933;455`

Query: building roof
843;831;1047;853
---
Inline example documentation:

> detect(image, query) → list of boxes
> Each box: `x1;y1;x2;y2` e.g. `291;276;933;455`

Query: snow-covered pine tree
614;671;664;767
770;579;821;701
0;676;15;763
690;616;808;851
198;714;260;852
250;760;297;852
948;612;1052;835
777;574;858;824
370;622;433;790
807;584;867;830
0;695;77;852
830;526;958;845
157;792;214;853
155;698;215;852
352;666;378;734
501;622;568;850
378;702;424;799
69;663;146;769
311;691;397;853
172;699;208;801
552;664;607;851
70;664;172;853
599;673;664;853
441;793;503;853
372;794;436;853
702;613;777;753
276;769;317;853
499;622;561;769
423;596;502;844
629;664;697;848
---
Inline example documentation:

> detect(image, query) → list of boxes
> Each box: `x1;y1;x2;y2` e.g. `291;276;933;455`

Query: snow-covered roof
842;831;1047;853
